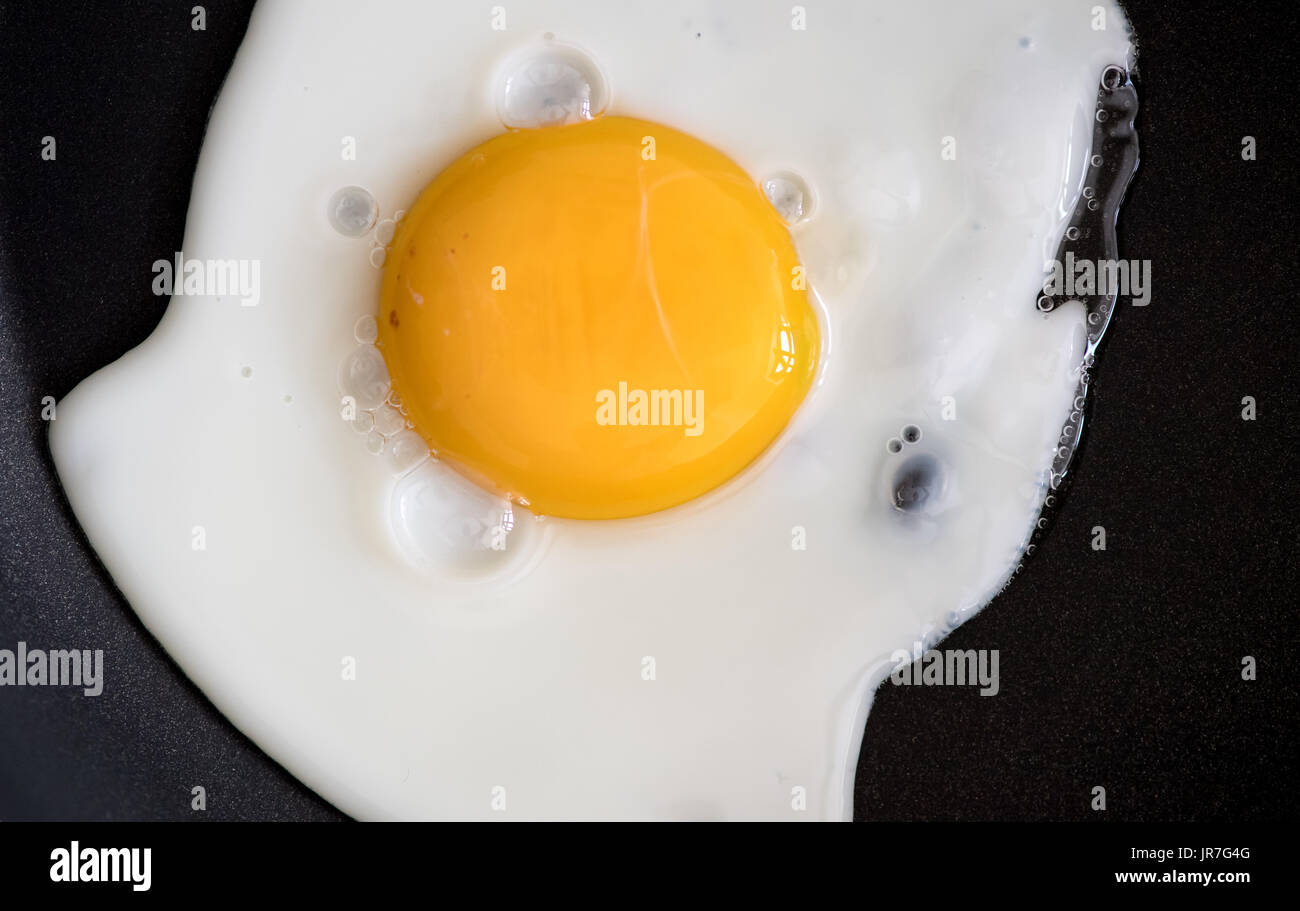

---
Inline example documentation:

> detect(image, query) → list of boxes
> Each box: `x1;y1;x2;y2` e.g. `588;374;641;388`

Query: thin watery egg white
50;0;1134;819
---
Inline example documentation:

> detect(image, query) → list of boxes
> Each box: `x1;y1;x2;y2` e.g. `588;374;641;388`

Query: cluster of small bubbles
354;314;379;345
761;172;813;225
366;209;405;271
888;423;926;458
1066;226;1080;241
327;186;379;238
884;422;949;520
339;326;431;476
496;39;608;129
1032;434;1086;557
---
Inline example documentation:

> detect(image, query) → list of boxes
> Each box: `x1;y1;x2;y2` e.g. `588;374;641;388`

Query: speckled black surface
0;1;1296;821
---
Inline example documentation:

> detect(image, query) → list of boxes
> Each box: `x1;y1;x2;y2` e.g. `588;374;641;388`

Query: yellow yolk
378;115;820;520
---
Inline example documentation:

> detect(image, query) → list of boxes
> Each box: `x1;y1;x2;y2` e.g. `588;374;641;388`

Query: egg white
50;0;1132;819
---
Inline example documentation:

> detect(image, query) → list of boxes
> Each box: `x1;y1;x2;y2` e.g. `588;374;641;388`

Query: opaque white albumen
50;1;1133;819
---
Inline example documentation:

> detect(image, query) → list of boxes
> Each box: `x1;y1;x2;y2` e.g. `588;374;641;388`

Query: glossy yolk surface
378;115;820;519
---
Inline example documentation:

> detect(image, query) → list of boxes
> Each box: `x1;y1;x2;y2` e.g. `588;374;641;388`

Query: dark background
0;1;1295;821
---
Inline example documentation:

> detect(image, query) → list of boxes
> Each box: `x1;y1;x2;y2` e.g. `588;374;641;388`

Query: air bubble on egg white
383;429;429;477
337;345;390;411
365;430;385;454
350;410;374;435
881;447;952;521
353;314;379;345
373;404;405;437
374;218;397;246
889;452;951;514
761;172;814;225
1102;65;1127;91
495;38;609;129
327;186;379;237
369;247;387;269
390;459;539;580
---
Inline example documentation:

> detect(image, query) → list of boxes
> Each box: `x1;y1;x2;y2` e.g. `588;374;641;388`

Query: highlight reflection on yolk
378;115;819;520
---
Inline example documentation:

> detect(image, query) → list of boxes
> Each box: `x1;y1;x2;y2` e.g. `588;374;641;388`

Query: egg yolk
378;115;819;520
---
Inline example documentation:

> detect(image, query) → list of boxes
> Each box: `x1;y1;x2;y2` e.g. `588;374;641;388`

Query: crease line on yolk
378;115;820;520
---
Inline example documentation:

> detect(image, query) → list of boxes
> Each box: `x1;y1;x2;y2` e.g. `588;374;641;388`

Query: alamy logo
152;252;261;307
1043;252;1151;306
50;842;151;891
889;646;999;696
595;381;704;437
0;642;103;696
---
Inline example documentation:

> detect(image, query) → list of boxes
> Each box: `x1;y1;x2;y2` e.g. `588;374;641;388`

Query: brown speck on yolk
389;309;399;328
